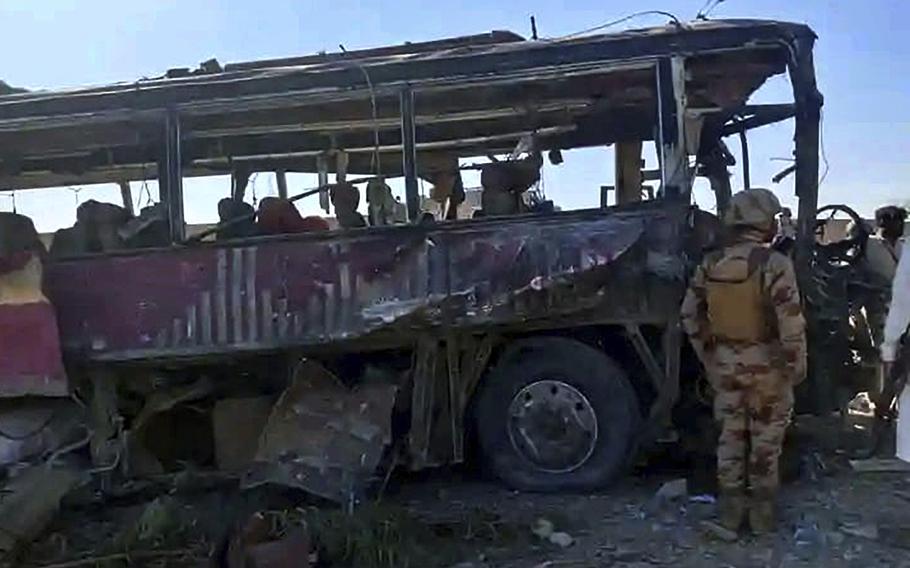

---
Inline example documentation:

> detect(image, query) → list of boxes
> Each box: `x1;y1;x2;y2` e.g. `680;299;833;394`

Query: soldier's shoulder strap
702;248;725;267
746;246;773;276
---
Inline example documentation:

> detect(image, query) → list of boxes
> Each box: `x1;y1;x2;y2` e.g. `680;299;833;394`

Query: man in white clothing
882;238;910;366
881;237;910;460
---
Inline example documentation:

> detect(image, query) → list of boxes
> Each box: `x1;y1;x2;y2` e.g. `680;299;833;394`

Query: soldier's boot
717;489;747;532
749;490;778;535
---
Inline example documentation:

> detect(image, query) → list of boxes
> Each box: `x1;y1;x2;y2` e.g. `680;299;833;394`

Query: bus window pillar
275;170;288;199
158;110;185;243
789;36;823;284
400;87;419;221
655;57;690;201
614;141;643;205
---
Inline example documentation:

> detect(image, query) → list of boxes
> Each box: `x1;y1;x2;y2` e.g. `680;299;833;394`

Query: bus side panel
45;208;688;363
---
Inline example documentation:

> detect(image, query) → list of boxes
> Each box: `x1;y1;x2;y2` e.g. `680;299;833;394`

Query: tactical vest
704;246;772;342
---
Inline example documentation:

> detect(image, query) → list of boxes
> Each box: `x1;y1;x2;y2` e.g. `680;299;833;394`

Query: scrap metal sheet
241;360;397;503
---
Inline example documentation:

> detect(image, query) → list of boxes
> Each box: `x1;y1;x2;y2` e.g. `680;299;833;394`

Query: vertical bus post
400;87;420;221
118;181;134;216
655;57;690;201
159;109;185;243
789;35;825;412
275;170;289;199
789;37;822;287
738;130;751;191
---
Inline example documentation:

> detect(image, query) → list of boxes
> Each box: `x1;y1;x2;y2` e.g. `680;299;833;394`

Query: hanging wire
819;108;831;187
140;180;153;209
696;0;726;20
361;65;382;177
139;163;154;208
68;186;83;208
339;44;382;178
556;10;683;40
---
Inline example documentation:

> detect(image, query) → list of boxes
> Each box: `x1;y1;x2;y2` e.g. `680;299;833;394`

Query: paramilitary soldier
681;188;807;534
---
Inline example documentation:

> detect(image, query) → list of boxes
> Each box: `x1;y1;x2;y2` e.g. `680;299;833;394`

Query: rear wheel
474;338;640;492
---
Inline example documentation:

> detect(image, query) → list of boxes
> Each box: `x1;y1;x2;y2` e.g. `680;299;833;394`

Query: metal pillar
159;110;185;242
738;130;751;190
704;155;733;214
788;35;824;412
275;170;288;199
231;168;251;202
655;57;690;200
789;38;823;281
118;181;134;216
317;153;330;212
615;141;643;205
400;88;420;221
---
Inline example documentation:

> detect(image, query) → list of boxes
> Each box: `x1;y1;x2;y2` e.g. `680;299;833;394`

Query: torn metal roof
0;19;814;190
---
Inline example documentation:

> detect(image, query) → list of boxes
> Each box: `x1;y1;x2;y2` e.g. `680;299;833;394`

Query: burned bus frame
0;20;823;492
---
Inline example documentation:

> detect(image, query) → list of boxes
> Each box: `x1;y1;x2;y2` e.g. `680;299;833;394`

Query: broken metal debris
849;458;910;473
213;396;274;472
654;478;688;502
0;398;83;466
0;464;85;556
242;360;397;504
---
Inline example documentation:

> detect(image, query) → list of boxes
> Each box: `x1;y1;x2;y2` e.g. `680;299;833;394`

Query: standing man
881;232;910;422
882;237;910;368
881;234;910;459
681;188;807;535
863;206;906;343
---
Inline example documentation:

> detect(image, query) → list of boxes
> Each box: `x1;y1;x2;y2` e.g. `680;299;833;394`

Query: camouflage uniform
681;188;807;533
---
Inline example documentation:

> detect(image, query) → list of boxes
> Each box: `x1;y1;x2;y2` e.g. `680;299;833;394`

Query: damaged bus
0;19;843;502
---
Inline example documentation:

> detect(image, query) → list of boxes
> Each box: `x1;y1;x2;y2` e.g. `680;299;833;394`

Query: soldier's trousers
709;344;794;495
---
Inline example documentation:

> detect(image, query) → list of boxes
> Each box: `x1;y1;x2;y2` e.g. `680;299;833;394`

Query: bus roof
0;19;814;190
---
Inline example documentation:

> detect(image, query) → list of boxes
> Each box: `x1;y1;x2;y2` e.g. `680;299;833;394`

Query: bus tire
474;337;640;492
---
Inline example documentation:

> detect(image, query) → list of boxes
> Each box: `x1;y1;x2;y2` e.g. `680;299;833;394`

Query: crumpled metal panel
45;206;687;362
241;360;397;503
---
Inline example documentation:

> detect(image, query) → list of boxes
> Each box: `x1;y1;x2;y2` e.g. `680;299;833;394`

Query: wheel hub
507;380;598;473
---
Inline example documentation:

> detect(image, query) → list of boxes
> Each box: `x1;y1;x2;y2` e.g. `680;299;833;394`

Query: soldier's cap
722;188;783;229
875;205;907;223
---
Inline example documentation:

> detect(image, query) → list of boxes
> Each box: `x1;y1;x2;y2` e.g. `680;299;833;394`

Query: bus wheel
474;337;640;492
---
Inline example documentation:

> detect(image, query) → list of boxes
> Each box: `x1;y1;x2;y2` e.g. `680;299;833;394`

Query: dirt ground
395;465;910;567
13;415;910;568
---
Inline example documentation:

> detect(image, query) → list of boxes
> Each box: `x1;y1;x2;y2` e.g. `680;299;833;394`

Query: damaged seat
49;200;132;258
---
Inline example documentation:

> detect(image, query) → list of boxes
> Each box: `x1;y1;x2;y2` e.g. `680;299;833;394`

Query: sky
1;0;909;232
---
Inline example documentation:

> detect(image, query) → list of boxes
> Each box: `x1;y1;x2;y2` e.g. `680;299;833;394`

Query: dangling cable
339;44;382;178
69;186;82;208
139;163;153;208
696;0;726;20
819;108;831;187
